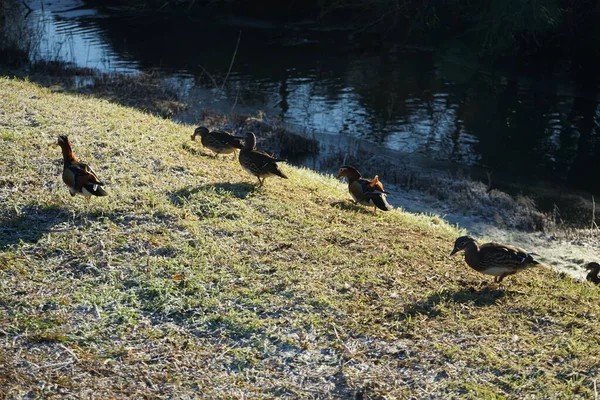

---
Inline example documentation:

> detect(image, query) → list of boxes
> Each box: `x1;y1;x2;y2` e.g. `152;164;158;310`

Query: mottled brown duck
191;126;244;159
585;262;600;284
337;165;392;212
56;135;107;199
238;132;287;186
450;236;541;283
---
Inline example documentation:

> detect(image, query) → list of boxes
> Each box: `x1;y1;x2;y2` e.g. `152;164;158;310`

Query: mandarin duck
191;126;244;159
55;135;107;199
238;132;287;186
450;236;541;283
337;165;392;212
585;262;600;284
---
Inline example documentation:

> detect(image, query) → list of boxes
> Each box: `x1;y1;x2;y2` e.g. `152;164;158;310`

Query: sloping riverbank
1;77;600;398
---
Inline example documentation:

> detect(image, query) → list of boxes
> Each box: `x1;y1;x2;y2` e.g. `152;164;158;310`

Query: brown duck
238;132;287;186
450;236;541;283
191;126;244;159
585;262;600;284
56;135;107;199
337;165;392;212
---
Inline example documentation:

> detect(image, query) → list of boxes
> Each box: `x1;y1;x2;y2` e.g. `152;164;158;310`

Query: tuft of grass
1;76;600;398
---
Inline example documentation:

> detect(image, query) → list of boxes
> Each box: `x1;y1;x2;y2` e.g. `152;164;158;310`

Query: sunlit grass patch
1;77;600;398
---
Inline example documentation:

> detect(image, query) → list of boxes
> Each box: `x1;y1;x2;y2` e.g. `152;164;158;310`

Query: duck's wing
252;149;286;164
352;178;393;211
480;243;539;268
65;162;107;196
212;130;244;149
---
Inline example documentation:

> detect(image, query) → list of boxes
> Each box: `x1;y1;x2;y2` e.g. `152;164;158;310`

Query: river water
11;0;600;225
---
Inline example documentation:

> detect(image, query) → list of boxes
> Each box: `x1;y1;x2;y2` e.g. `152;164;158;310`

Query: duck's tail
368;193;393;211
84;181;108;196
268;162;288;179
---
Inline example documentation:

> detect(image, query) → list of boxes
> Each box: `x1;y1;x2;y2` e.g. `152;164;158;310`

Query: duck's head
55;135;70;147
243;132;257;149
450;236;477;256
192;126;209;141
337;165;361;181
585;262;600;273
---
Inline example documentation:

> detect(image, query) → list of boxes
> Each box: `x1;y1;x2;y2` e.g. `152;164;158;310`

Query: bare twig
230;88;240;113
593;378;598;400
197;65;220;91
592;195;598;230
58;343;79;362
222;30;242;90
37;361;74;370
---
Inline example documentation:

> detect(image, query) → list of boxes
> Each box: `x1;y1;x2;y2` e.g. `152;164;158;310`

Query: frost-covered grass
1;77;600;399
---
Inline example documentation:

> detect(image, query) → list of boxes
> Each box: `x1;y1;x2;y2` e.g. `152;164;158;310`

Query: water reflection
19;0;600;195
28;0;139;72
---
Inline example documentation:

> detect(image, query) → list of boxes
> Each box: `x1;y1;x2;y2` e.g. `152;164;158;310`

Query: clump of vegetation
0;0;34;67
1;77;600;398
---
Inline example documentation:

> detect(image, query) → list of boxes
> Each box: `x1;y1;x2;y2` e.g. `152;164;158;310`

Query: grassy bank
1;76;600;398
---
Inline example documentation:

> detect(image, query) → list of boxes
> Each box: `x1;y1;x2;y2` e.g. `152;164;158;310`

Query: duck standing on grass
337;165;392;213
585;262;600;284
55;135;107;200
238;132;287;186
191;126;245;159
450;236;541;284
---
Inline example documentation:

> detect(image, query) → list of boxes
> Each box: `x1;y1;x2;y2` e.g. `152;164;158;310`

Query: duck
450;236;541;283
238;132;287;186
585;262;600;284
191;126;244;159
55;135;107;199
337;165;392;212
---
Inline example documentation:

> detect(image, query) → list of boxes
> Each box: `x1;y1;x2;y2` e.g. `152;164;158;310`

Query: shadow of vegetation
400;286;508;319
0;205;69;249
169;182;256;205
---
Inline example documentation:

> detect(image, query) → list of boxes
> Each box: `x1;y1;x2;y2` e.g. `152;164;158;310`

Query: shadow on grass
181;142;239;160
330;200;376;214
169;182;256;205
400;286;507;319
181;143;211;158
0;205;69;249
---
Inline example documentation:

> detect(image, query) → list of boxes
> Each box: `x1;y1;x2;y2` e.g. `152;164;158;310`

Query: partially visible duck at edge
337;165;392;213
238;131;287;186
585;262;600;284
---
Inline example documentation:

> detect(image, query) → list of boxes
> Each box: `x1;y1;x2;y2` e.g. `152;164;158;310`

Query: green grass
1;76;600;399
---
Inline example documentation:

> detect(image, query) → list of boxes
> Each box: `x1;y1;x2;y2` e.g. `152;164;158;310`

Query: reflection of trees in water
455;73;600;192
0;0;33;64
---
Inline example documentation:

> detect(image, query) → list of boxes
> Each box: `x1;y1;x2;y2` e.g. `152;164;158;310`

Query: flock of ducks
54;127;600;287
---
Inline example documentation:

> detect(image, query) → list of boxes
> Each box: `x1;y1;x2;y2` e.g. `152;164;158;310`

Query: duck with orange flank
337;165;392;212
55;135;107;199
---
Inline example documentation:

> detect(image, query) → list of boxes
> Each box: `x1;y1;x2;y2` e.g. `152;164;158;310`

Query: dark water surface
20;0;600;204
